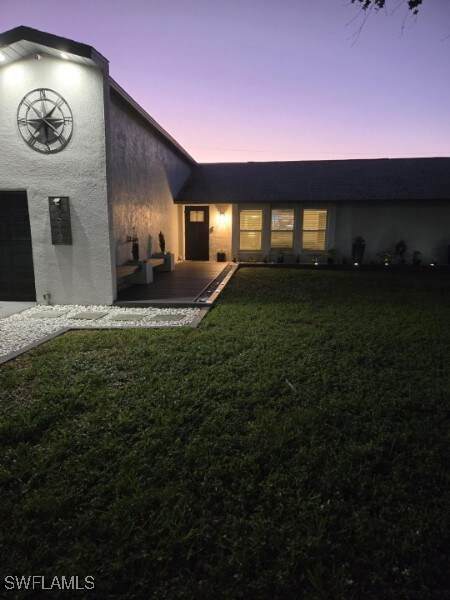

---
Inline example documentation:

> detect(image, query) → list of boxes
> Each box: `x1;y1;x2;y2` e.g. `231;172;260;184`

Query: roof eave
109;78;196;167
0;25;108;68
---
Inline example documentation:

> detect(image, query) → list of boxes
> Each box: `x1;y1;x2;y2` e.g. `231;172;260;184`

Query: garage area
0;192;36;301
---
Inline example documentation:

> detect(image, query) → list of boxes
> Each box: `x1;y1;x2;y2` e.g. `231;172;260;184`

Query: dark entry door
185;206;209;260
0;192;36;301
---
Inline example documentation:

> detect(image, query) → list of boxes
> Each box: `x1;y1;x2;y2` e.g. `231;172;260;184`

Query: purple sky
3;0;450;163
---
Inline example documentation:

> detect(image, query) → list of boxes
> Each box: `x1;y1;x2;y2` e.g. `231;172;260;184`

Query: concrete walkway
0;301;36;319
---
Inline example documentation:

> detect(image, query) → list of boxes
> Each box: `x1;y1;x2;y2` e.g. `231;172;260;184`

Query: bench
116;258;165;285
116;264;140;279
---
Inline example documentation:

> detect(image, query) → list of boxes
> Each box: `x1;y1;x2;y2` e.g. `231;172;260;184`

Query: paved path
117;261;228;302
0;301;36;319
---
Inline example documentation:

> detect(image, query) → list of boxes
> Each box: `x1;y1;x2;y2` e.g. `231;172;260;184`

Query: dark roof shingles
176;157;450;203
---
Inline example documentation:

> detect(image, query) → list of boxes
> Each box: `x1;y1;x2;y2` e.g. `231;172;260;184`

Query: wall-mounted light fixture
219;211;226;224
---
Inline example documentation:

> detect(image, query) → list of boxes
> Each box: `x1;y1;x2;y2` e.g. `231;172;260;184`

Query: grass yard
0;268;449;599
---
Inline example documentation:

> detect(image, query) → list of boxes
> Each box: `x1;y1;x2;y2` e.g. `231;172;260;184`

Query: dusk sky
3;0;450;163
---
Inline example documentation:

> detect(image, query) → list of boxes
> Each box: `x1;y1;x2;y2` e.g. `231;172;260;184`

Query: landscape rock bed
0;305;199;360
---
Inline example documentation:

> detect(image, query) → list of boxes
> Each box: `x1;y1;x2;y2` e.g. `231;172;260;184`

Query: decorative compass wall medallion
17;88;73;154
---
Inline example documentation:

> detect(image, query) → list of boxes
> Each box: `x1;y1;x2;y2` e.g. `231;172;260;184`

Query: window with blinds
302;209;327;251
271;208;294;249
240;209;263;250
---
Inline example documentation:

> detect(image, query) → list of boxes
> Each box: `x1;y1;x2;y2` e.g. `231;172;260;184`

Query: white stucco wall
334;201;450;263
0;55;113;305
206;203;232;261
108;94;192;267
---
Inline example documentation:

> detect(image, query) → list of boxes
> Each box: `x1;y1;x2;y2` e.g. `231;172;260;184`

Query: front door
0;192;36;301
185;206;209;260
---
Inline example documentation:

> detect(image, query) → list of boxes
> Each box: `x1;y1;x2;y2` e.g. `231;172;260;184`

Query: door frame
184;205;210;260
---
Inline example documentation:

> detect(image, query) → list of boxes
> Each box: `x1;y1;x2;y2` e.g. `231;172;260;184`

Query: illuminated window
240;209;262;250
190;210;204;222
271;208;294;249
302;209;327;251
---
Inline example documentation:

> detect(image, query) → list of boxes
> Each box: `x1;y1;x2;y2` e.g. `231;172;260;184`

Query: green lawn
1;268;449;599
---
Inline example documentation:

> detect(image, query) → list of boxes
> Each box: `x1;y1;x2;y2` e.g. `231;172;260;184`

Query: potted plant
377;251;392;266
152;231;175;271
217;249;226;262
327;248;335;265
126;228;139;262
159;231;166;253
352;236;365;264
412;250;422;266
395;240;407;264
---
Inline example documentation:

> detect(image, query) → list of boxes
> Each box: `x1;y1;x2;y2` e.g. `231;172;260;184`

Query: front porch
115;260;230;306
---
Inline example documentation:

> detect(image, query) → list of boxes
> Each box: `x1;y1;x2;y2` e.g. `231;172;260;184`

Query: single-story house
1;26;449;305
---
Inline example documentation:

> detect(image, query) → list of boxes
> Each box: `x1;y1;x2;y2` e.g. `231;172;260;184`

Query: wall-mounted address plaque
48;197;72;245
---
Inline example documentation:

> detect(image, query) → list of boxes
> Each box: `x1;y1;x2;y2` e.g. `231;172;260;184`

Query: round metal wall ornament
17;88;73;154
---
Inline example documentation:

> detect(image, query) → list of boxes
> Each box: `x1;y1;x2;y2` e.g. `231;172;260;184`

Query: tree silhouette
349;0;425;44
351;0;423;15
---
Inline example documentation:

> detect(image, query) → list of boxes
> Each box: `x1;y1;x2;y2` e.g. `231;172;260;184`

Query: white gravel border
0;305;200;360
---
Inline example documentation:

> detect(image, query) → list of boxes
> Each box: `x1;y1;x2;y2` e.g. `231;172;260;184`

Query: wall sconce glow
61;52;69;60
55;62;81;85
4;63;25;84
0;53;6;62
219;212;225;224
